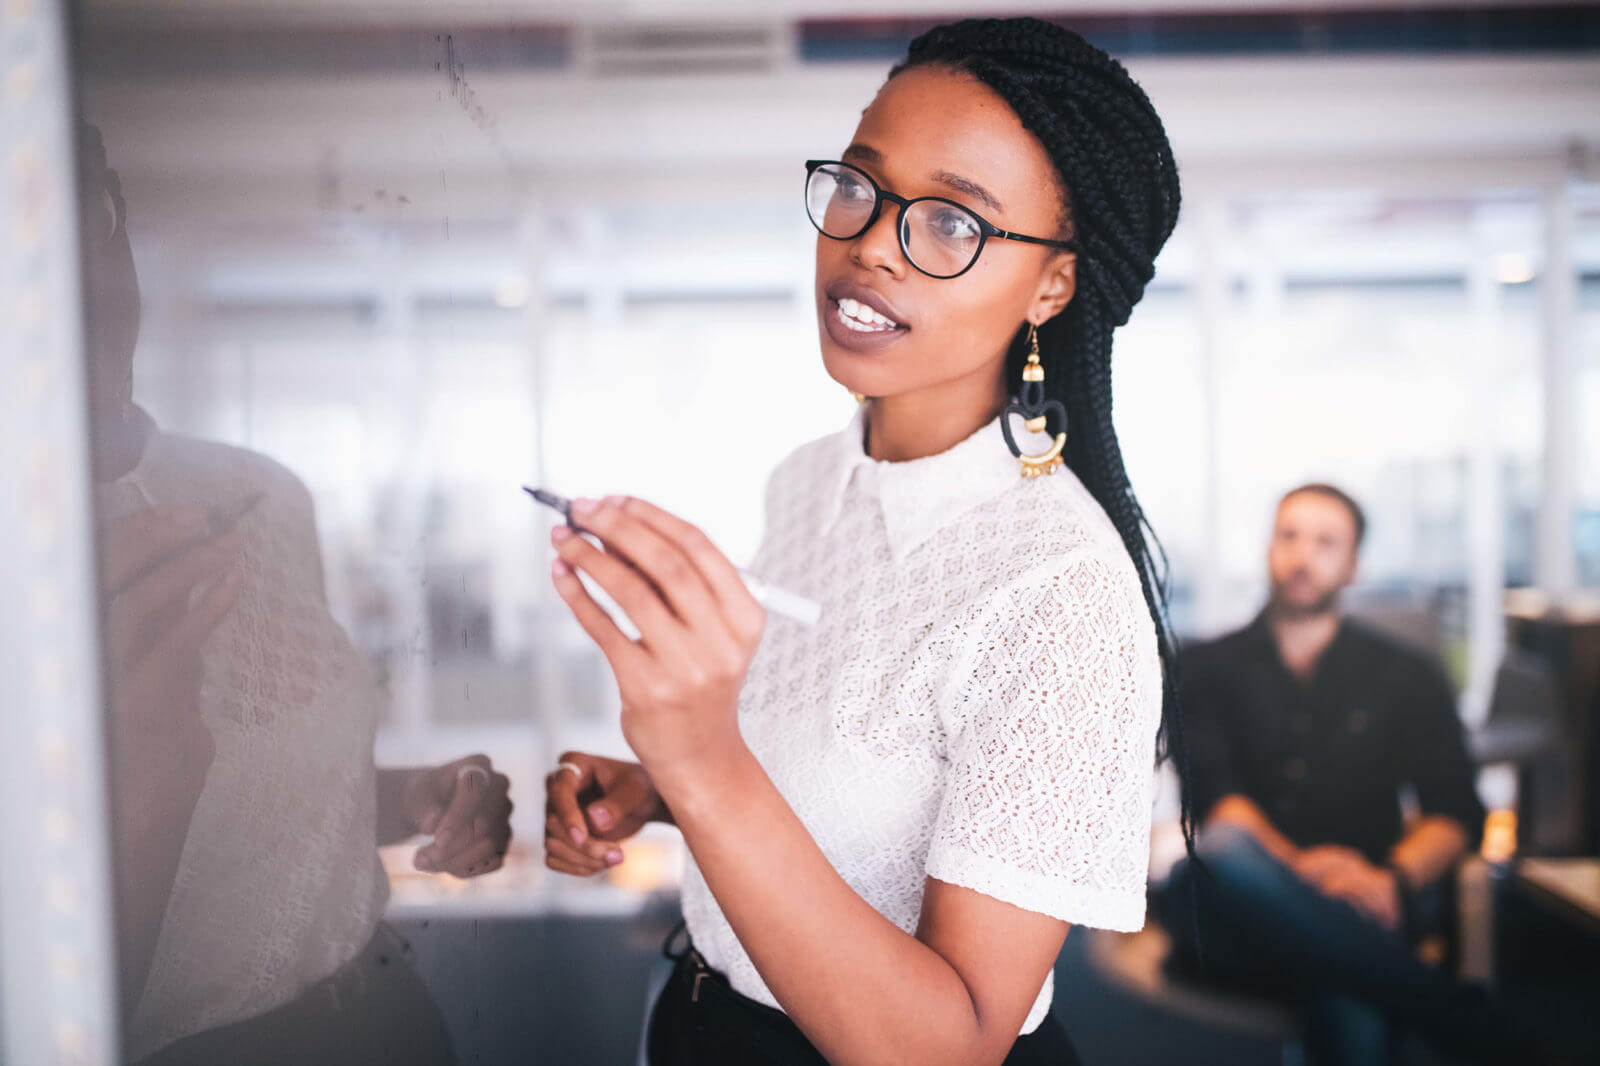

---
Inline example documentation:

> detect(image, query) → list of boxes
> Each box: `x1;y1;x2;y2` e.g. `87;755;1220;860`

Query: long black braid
887;17;1200;873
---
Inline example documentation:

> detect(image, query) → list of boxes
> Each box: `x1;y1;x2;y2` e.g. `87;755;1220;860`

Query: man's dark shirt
1180;609;1486;865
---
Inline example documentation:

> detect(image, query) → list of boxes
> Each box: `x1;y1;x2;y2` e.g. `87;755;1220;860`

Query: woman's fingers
542;813;614;876
99;506;209;594
473;782;514;851
114;565;244;733
568;498;723;632
613;496;766;646
550;518;690;661
438;836;503;879
430;757;494;850
547;546;656;682
128;559;244;669
546;756;597;848
542;753;635;872
585;765;655;837
107;527;245;670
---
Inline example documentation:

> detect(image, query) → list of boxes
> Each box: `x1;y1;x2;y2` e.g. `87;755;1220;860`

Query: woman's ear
1030;251;1077;324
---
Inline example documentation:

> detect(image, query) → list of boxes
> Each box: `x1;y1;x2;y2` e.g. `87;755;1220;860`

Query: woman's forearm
110;729;212;1020
375;766;422;846
653;743;991;1066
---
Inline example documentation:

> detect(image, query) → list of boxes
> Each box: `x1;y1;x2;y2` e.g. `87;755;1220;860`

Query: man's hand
1293;844;1402;931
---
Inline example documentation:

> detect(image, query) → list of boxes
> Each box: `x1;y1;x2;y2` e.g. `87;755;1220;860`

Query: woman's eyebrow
930;170;1004;215
840;143;1005;215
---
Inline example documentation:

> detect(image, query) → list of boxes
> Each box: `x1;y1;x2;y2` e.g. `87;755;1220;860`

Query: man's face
1267;492;1359;617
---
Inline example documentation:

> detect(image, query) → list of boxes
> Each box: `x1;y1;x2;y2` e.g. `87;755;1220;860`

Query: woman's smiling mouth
821;280;911;352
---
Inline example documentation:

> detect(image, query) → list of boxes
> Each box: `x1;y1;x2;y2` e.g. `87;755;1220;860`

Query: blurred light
1481;808;1517;864
605;836;677;894
1493;251;1535;285
493;278;529;308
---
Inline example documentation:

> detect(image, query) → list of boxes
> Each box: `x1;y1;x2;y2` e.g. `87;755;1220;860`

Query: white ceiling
79;0;1595;29
81;52;1600;223
73;1;1600;294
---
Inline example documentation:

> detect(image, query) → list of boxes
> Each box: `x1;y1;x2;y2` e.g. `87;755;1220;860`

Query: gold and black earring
1000;321;1066;478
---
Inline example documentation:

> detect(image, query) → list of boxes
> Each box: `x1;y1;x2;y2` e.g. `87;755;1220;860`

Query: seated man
1162;483;1541;1066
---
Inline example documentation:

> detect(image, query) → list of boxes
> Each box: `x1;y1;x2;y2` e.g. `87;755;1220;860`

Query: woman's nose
850;201;908;275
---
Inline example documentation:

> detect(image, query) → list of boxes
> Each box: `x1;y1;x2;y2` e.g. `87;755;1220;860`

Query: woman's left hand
547;495;766;782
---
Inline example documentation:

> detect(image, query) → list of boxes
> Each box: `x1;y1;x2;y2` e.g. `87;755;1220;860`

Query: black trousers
646;920;1082;1065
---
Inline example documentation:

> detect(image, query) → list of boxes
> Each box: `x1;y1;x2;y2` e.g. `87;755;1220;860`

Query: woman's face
80;170;141;415
814;64;1076;405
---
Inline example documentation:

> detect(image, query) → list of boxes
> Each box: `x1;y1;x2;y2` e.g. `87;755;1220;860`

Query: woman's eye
835;175;871;202
931;208;978;240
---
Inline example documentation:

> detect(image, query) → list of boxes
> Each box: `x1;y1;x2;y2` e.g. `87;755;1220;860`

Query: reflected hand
99;505;245;749
541;751;668;878
405;755;514;878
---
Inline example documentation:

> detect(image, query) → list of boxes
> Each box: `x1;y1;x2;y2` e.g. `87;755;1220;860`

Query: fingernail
551;558;571;578
415;853;433;871
571;498;598;517
606;849;623;865
569;826;585;846
603;495;626;508
590;806;612;829
551;525;572;542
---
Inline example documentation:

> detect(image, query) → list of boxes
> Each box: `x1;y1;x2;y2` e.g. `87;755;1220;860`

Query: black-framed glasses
804;158;1077;279
79;186;121;248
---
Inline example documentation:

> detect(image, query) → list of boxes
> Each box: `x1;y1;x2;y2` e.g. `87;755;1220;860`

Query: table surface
1515;857;1600;936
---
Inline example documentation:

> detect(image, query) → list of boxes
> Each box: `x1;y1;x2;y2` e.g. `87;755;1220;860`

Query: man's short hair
1278;482;1366;548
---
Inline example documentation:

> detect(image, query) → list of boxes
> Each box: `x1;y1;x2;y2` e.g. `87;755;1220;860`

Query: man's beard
1267;579;1340;619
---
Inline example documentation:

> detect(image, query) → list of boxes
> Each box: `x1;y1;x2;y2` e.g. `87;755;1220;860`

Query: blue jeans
1161;824;1516;1066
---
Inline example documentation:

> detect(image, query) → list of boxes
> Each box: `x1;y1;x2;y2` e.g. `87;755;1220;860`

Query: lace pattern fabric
679;404;1162;1037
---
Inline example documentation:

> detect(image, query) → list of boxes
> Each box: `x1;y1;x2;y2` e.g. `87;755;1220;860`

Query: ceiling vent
574;20;789;77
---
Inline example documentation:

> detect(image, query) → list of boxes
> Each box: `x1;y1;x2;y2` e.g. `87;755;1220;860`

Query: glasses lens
806;163;876;239
902;199;982;277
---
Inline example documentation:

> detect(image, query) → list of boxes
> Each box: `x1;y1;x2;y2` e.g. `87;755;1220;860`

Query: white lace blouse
678;402;1164;1037
96;424;388;1061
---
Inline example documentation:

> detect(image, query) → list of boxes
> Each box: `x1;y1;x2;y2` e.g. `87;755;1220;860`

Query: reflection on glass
80;122;515;1066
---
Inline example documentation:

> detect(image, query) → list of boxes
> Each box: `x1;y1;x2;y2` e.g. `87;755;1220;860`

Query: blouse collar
819;402;1026;564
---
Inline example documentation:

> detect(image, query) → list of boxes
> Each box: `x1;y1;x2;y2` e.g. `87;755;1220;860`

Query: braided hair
887;17;1197;865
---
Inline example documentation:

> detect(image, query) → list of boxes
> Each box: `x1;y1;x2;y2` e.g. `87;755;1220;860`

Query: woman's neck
90;402;152;483
862;375;1008;463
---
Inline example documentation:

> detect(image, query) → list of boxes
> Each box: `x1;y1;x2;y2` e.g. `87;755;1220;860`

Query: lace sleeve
924;547;1161;931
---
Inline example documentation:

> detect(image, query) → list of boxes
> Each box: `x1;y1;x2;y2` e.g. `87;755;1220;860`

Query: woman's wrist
646;767;677;826
646;740;756;830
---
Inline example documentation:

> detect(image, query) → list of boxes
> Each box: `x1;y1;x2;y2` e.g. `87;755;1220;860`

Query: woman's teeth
835;297;903;332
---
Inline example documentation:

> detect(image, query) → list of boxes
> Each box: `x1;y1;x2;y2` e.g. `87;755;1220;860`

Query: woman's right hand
543;751;671;877
99;504;245;749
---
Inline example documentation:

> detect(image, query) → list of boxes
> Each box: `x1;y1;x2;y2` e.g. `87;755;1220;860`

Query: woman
77;121;515;1066
541;17;1192;1066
